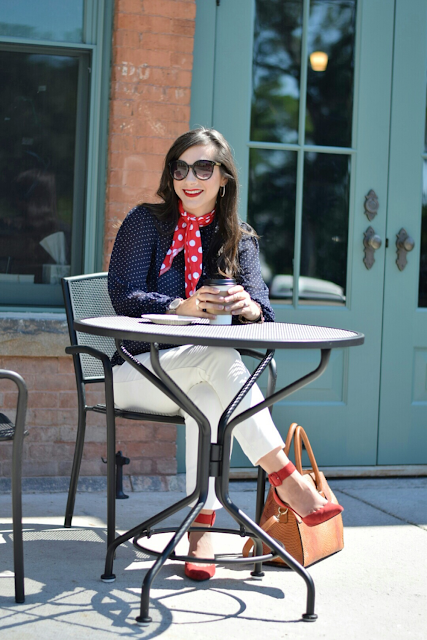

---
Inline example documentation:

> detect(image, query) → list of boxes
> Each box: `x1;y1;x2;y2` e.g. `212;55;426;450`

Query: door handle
363;226;382;269
396;228;415;271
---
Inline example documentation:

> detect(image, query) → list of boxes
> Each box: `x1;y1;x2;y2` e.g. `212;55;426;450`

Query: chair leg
10;372;27;604
105;395;117;549
11;443;24;603
64;406;87;528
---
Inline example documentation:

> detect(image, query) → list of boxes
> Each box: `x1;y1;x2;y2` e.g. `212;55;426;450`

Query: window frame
0;0;113;311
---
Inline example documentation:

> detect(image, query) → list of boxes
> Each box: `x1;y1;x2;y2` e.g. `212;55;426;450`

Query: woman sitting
108;127;343;581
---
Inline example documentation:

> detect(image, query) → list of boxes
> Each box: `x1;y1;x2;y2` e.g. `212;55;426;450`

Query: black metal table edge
74;317;365;350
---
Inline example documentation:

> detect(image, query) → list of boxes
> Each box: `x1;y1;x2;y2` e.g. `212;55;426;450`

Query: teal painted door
378;0;427;463
189;0;427;468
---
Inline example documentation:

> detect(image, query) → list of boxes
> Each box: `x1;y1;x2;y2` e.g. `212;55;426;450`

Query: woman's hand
175;286;226;319
171;285;261;322
223;285;262;322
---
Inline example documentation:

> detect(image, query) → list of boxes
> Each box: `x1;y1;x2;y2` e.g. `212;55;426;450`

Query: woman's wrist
238;301;263;324
166;297;185;314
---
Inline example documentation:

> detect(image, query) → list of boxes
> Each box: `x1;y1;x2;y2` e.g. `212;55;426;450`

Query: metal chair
62;272;275;549
0;370;28;603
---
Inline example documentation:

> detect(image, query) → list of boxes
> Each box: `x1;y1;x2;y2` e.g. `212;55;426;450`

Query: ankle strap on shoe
194;511;216;526
268;461;296;487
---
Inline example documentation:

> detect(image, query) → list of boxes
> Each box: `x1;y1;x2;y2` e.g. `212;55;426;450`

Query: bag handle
294;425;323;492
284;422;299;456
242;515;283;558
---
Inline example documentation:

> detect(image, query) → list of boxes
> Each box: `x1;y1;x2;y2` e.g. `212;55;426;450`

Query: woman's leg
113;345;328;517
113;347;225;511
113;345;335;577
184;382;223;511
176;346;328;518
184;382;221;568
175;347;329;564
257;447;327;516
113;351;223;569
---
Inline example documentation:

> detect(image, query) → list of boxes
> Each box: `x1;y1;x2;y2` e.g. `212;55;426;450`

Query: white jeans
112;345;284;510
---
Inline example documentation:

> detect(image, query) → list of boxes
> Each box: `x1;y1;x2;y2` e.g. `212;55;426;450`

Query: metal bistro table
73;315;364;624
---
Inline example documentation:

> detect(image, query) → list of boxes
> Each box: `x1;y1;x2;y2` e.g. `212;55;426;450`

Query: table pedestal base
101;342;332;624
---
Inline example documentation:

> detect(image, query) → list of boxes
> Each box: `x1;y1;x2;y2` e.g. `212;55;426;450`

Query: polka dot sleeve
108;206;178;317
235;231;275;323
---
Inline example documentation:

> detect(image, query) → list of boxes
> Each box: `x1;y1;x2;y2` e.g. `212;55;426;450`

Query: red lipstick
183;190;203;198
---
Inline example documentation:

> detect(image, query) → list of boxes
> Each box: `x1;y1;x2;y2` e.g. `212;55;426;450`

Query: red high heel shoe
184;512;216;581
268;461;343;527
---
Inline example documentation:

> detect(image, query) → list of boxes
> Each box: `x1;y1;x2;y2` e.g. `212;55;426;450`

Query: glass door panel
248;148;297;301
0;48;88;306
300;152;350;303
248;0;356;306
306;0;357;147
250;0;303;144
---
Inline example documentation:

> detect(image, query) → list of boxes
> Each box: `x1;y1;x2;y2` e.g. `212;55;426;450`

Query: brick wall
0;0;196;482
104;0;196;265
0;354;177;479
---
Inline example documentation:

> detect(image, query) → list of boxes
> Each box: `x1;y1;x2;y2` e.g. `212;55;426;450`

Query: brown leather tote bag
243;423;344;568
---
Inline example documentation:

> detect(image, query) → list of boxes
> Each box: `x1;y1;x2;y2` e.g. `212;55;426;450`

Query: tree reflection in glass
300;153;350;303
0;1;84;43
248;149;297;300
248;0;356;305
250;0;303;143
0;51;78;295
306;0;357;147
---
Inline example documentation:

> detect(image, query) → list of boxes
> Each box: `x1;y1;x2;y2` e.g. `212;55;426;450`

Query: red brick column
104;0;196;264
100;0;197;480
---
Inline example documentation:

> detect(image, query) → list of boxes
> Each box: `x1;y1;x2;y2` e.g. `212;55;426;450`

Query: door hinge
216;0;221;6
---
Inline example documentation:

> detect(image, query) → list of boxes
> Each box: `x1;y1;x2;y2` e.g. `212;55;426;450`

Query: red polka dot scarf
159;200;215;297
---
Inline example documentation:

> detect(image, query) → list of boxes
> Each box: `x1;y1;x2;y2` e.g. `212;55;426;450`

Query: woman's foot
275;466;328;518
269;461;343;526
185;511;216;581
258;448;343;527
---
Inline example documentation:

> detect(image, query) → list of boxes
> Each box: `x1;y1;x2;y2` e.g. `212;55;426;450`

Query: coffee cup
203;278;237;324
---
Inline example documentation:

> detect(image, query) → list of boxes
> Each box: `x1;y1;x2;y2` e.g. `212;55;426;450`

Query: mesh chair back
62;273;117;381
0;412;16;440
0;412;28;440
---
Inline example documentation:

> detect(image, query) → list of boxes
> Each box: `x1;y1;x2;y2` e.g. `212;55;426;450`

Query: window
0;47;89;306
0;0;84;43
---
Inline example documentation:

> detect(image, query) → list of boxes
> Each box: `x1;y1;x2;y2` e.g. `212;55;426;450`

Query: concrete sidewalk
0;477;426;639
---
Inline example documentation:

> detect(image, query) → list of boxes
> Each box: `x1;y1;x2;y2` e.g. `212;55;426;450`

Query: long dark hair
143;127;254;278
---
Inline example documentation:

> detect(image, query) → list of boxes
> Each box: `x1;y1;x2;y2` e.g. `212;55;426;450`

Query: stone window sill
0;312;69;358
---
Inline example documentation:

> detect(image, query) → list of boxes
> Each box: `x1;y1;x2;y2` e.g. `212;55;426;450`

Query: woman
108;128;343;581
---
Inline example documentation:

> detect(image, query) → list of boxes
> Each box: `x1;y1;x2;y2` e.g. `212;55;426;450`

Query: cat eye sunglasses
169;159;222;181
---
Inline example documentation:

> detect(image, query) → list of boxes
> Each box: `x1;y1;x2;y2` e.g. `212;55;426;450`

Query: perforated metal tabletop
74;316;364;350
